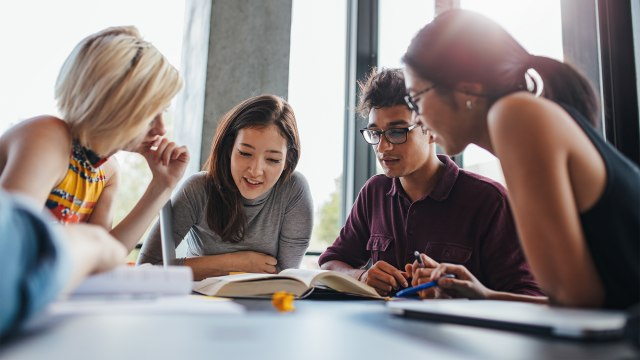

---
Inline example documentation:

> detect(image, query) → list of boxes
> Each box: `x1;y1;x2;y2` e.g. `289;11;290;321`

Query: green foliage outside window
310;176;342;251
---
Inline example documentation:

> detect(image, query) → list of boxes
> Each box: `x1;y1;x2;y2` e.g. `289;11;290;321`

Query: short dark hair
357;67;408;118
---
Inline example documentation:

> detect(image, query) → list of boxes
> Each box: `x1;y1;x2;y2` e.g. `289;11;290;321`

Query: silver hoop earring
466;99;473;110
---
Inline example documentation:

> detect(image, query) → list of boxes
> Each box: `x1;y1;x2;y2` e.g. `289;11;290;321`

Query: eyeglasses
359;124;419;145
404;84;437;114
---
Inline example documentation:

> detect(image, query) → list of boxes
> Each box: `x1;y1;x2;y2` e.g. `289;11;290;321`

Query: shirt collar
429;154;459;201
387;154;459;202
73;139;109;168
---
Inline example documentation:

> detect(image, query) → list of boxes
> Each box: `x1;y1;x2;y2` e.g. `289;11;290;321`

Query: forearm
62;237;103;294
59;224;128;295
184;254;245;281
487;290;549;304
320;260;366;281
277;239;310;271
110;180;172;252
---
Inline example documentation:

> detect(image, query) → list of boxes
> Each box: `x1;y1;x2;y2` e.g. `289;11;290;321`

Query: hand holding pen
406;251;439;285
396;251;453;298
360;259;410;296
410;257;495;300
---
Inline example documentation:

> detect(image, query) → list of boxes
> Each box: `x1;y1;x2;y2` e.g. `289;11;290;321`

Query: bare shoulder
488;93;575;149
3;115;72;152
489;93;567;132
0;116;73;197
9;115;69;135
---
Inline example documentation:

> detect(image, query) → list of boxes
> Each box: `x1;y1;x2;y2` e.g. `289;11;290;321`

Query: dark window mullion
342;0;378;222
598;0;640;165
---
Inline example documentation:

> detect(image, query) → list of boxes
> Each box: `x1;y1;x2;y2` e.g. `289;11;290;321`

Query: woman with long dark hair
138;95;313;280
405;10;639;309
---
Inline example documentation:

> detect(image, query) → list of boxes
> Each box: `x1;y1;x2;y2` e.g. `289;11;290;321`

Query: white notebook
72;265;193;296
72;202;192;297
48;295;244;315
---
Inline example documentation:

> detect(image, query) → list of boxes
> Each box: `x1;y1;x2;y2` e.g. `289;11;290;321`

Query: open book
193;269;383;299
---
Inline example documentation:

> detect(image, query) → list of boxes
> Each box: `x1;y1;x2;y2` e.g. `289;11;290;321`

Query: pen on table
394;274;455;298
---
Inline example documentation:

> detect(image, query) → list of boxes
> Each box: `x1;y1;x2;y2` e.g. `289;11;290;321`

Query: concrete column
175;0;212;175
176;0;293;173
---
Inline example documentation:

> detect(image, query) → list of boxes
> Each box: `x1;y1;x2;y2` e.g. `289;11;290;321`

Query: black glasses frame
359;124;419;145
404;84;437;114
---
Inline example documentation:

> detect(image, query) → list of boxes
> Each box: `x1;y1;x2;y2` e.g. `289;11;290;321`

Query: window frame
342;0;640;218
342;0;379;221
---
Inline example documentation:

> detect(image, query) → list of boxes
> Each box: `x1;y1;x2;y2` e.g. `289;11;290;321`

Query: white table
0;299;637;360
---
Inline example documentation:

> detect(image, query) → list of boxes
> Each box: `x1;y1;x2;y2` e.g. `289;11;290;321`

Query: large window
377;0;435;175
378;0;435;69
288;1;348;265
0;1;185;261
460;0;563;184
376;0;564;185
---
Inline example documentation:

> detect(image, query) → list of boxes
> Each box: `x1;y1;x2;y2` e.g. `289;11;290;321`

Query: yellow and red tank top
45;140;108;224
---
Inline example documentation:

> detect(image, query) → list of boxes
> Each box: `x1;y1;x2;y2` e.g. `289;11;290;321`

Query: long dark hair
202;95;300;243
402;9;598;126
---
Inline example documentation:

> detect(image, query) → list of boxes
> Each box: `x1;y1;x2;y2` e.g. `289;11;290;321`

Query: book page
313;272;381;298
193;273;309;297
280;269;382;298
279;268;330;287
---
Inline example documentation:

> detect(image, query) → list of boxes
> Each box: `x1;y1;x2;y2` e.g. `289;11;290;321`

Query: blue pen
395;274;455;298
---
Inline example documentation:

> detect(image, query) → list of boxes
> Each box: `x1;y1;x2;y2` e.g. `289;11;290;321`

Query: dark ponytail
527;56;599;126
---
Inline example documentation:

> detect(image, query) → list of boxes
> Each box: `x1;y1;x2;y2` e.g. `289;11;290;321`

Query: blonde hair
55;26;183;156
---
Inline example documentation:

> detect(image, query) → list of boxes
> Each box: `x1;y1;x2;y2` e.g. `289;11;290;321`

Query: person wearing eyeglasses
402;10;639;309
319;68;543;301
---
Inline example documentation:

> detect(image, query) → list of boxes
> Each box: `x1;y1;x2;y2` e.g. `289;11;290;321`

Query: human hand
361;260;410;296
64;223;128;274
137;137;190;190
405;252;440;283
405;253;447;299
231;251;278;274
414;262;492;300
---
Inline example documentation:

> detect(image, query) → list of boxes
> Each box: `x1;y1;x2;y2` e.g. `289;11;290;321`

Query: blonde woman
0;26;189;253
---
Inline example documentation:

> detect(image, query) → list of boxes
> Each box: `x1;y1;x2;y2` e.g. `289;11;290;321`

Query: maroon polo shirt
319;155;542;296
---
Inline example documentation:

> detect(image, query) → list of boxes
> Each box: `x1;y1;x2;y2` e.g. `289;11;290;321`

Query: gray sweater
137;171;313;270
